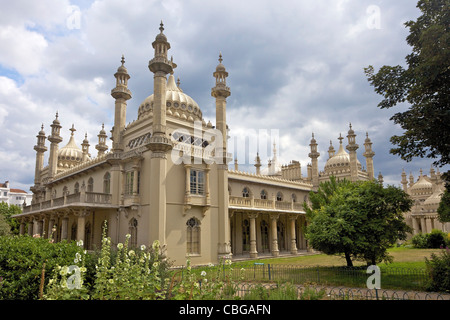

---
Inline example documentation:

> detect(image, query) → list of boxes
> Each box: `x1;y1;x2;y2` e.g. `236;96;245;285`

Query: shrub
0;235;84;300
411;230;449;248
427;229;448;248
411;233;428;248
425;248;450;293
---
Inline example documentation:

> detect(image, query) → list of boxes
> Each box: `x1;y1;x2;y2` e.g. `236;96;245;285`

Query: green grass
225;247;446;291
236;247;443;268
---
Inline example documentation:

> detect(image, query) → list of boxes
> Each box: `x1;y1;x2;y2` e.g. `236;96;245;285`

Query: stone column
248;213;258;259
61;216;69;240
27;219;33;236
19;220;25;235
426;217;433;234
32;217;39;236
289;215;298;254
76;210;87;243
47;215;55;238
270;214;279;257
420;217;426;233
412;217;419;235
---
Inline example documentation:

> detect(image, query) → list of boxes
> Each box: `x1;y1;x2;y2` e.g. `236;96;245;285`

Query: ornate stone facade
15;24;380;265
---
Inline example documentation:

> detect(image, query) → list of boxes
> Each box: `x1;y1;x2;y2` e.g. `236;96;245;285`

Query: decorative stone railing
229;196;305;212
22;192;113;214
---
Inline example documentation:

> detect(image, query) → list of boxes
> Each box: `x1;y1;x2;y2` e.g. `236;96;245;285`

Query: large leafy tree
364;0;450;180
0;202;22;235
304;178;412;266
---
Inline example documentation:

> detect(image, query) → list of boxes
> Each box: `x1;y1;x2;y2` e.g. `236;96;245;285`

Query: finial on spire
70;124;76;136
349;122;352;129
121;54;125;66
159;20;164;33
176;77;181;87
218;52;223;63
55;111;59;119
338;133;343;144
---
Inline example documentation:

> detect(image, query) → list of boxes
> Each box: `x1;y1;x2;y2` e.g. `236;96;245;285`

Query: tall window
190;170;205;195
125;171;134;195
186;217;201;255
261;220;269;252
103;172;111;194
87;177;94;192
242;187;250;198
129;218;138;248
74;182;79;194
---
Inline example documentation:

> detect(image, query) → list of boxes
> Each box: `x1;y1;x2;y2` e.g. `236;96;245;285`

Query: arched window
103;172;111;194
129;218;138;248
63;186;69;196
74;182;79;194
242;187;250;198
85;222;91;250
260;220;269;252
291;193;297;203
260;189;267;200
186;217;201;255
71;222;77;241
87;177;94;192
276;191;283;201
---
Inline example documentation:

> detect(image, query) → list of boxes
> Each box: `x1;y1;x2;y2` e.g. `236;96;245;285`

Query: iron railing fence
231;283;450;301
182;263;431;292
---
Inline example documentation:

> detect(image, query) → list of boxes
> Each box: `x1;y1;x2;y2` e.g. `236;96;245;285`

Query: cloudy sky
0;0;447;192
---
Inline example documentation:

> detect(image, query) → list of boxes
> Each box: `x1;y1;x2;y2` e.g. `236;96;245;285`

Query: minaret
34;124;47;186
401;169;408;192
47;112;63;180
346;123;359;182
81;133;90;162
327;140;335;159
255;152;261;175
111;55;132;152
363;132;375;180
211;52;232;260
308;133;320;190
146;22;175;252
95;124;108;156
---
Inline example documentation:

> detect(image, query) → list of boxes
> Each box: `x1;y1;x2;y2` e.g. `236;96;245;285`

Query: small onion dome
57;125;86;169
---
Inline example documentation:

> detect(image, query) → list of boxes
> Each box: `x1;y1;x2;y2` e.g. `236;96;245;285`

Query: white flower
125;234;131;239
117;243;123;250
225;259;232;266
152;240;160;250
140;245;146;251
108;279;114;284
128;250;135;256
208;263;214;268
77;240;83;247
201;271;207;277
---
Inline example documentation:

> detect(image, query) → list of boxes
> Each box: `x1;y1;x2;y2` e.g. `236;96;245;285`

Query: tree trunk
344;252;353;267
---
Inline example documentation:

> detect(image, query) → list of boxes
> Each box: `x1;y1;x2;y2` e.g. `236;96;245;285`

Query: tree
0;202;22;235
364;0;450;181
437;188;450;222
304;178;412;266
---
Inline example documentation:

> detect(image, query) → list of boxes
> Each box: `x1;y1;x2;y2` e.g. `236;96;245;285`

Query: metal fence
231;283;450;300
224;263;430;291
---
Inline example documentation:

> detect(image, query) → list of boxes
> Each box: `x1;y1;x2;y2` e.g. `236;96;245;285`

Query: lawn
224;247;446;291
236;247;443;269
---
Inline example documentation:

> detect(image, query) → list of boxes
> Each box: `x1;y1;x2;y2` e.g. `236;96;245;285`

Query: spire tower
111;55;132;152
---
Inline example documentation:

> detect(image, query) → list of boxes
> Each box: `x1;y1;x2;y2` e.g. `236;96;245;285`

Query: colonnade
230;211;307;258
